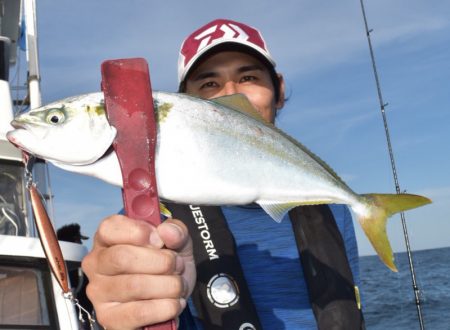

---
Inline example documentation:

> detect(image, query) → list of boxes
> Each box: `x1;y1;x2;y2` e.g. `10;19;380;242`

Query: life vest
165;203;365;330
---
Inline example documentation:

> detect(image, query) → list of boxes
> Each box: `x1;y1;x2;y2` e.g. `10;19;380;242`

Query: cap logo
194;23;250;55
178;19;275;83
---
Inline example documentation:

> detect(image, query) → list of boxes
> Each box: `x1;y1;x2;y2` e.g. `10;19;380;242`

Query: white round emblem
239;322;257;330
207;273;239;308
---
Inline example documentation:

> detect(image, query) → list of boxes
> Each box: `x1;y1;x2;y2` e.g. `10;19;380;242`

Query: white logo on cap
194;23;250;54
220;23;249;41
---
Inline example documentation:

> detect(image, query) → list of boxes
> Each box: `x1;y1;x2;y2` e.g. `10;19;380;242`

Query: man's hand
82;215;195;330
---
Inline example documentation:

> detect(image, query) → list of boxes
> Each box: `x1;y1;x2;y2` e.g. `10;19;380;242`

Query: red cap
178;19;276;83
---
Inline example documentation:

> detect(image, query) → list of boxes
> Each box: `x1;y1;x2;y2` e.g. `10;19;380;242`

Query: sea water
360;246;450;330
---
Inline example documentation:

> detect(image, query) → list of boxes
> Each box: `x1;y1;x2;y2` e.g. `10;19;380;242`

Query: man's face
184;51;284;124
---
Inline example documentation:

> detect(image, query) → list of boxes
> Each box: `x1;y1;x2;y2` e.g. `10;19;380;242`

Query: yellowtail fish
7;92;431;271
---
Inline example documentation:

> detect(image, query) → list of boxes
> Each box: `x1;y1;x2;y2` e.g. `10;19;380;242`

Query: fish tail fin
354;193;431;272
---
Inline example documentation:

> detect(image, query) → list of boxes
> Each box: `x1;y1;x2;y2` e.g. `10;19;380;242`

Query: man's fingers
93;216;189;250
91;244;183;275
157;219;191;251
94;214;158;248
95;298;186;330
82;215;196;330
157;219;196;297
86;274;188;303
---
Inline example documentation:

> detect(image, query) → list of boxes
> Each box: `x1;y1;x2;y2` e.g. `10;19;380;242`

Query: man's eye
200;81;218;89
240;76;257;82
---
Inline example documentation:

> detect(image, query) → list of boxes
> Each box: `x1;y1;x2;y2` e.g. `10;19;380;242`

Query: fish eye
46;109;66;125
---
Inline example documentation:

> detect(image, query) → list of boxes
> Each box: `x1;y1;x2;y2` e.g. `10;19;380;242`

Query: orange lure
28;183;70;294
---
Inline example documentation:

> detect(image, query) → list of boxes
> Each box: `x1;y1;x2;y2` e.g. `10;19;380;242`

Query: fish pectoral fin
257;201;319;222
159;202;172;218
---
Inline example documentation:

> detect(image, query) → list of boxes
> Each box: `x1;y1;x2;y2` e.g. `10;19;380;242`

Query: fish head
6;93;116;165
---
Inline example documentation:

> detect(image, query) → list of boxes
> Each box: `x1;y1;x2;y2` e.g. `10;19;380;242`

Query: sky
14;0;449;257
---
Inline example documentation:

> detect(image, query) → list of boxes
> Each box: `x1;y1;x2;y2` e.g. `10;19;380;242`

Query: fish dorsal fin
211;94;265;122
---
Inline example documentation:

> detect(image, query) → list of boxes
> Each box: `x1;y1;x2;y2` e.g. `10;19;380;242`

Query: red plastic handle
101;58;177;330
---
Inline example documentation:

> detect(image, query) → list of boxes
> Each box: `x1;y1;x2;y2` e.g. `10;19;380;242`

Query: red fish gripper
101;58;176;330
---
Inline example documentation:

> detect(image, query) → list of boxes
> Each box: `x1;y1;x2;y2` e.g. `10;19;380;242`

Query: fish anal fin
258;200;332;223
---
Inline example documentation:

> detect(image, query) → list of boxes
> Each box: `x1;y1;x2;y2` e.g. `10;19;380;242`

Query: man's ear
276;73;286;110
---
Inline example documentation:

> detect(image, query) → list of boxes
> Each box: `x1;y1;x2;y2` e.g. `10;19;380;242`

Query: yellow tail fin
357;193;431;272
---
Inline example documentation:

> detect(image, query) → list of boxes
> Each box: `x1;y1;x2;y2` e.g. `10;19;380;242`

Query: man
57;223;89;244
83;19;363;329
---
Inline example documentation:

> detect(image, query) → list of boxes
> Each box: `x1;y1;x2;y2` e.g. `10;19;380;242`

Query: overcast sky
24;0;450;260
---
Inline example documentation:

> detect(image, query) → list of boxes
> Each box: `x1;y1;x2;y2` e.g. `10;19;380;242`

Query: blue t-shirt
182;204;360;329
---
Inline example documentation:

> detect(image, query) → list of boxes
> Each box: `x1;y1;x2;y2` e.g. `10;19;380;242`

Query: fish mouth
6;131;25;149
6;134;20;148
10;119;26;129
6;134;33;158
6;126;33;154
9;120;47;141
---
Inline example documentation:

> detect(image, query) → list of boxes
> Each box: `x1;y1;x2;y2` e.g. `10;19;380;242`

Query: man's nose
221;81;239;96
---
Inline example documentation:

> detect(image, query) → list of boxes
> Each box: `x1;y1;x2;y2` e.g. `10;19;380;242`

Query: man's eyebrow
237;64;265;73
191;71;219;81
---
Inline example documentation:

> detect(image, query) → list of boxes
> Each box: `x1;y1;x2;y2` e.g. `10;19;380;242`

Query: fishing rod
358;0;425;329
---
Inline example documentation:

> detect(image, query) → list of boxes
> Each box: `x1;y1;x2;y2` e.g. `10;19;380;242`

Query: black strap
166;203;263;330
289;205;365;330
167;203;364;330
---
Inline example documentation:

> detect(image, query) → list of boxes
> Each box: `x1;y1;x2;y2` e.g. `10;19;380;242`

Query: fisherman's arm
82;215;196;330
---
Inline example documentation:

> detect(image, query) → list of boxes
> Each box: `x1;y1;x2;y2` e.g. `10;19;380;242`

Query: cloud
268;1;450;78
278;97;378;148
